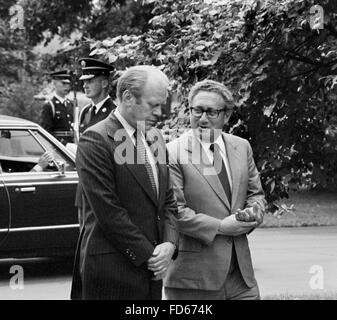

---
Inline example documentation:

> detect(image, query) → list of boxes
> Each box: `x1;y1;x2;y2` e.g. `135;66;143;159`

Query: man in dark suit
40;70;74;145
78;57;117;135
71;65;178;300
164;80;266;300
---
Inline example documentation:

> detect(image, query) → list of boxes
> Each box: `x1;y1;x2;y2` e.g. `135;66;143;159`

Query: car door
0;128;79;258
0;172;10;246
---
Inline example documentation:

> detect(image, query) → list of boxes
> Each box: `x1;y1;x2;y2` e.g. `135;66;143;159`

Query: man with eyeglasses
164;79;266;300
40;70;74;145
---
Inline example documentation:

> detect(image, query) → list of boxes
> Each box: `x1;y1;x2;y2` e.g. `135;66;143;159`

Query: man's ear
101;78;109;90
224;109;233;123
122;90;135;107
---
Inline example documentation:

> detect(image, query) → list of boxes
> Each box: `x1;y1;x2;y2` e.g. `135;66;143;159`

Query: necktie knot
210;143;220;153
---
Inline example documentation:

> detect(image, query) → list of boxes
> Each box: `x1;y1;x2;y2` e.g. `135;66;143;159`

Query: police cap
78;57;115;80
50;70;71;83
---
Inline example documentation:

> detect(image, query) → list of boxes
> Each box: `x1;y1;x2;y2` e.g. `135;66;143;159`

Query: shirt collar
114;107;136;141
54;94;66;104
192;130;227;157
93;96;110;113
193;130;225;148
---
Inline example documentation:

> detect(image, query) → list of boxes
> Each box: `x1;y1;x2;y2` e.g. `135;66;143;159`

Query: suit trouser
165;246;260;300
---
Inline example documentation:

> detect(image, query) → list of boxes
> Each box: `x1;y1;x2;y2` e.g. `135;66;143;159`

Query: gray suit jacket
164;130;266;291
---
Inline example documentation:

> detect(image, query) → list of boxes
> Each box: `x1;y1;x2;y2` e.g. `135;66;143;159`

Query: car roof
0;115;39;128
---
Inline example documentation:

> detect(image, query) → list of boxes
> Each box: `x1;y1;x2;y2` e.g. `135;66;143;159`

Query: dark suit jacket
71;112;178;300
164;130;266;291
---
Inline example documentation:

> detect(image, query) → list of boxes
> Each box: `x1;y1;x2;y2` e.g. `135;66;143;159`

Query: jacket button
157;216;161;221
126;249;130;254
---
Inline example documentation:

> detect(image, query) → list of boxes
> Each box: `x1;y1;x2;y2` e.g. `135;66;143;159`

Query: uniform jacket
71;112;178;299
40;95;73;132
78;97;116;135
164;130;266;291
40;95;74;144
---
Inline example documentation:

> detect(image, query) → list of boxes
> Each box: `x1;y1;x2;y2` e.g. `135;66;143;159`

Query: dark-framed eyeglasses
190;107;227;119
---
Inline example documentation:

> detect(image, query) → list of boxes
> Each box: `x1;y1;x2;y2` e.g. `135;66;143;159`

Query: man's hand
235;202;264;226
147;242;175;280
37;151;55;170
219;214;258;236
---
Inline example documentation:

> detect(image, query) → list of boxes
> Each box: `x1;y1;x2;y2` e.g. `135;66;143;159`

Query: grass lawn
263;291;337;300
261;190;337;228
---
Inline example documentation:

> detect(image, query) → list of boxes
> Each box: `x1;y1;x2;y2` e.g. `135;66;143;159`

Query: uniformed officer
40;70;74;145
78;57;116;135
71;58;118;298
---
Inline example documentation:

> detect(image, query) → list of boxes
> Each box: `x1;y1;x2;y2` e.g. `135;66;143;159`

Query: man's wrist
218;220;225;235
32;164;43;172
168;241;178;260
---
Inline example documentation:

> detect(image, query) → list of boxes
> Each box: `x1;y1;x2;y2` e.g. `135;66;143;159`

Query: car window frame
0;125;76;175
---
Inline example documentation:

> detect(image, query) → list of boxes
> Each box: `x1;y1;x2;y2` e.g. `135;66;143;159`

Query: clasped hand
219;202;264;236
147;242;175;281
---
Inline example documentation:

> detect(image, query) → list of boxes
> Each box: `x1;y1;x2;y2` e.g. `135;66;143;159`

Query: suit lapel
106;113;158;206
222;133;241;208
186;132;231;211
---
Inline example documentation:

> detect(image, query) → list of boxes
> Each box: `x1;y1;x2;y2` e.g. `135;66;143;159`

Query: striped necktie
210;143;231;205
135;131;158;197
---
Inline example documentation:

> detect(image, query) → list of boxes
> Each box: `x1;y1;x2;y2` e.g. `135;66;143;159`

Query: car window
30;130;76;172
0;129;44;157
0;129;75;173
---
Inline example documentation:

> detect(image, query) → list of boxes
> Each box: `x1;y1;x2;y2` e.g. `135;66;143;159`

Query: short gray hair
117;65;169;103
188;80;234;109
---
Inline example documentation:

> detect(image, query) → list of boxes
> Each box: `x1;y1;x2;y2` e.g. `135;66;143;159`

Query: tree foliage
22;0;154;46
2;0;337;209
87;0;337;209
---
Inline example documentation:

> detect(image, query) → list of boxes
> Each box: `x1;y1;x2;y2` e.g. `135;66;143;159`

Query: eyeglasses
190;107;226;119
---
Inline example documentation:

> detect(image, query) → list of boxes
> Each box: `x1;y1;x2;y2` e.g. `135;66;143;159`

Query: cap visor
79;74;95;80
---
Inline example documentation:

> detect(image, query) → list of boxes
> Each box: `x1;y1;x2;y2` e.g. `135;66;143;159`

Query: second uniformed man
78;57;116;135
40;70;74;145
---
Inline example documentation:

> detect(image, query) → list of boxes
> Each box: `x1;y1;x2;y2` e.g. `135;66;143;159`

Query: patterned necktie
90;105;96;122
135;131;158;198
210;143;232;205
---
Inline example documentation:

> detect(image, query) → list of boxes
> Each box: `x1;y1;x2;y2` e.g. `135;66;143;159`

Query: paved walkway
249;226;337;297
0;226;336;299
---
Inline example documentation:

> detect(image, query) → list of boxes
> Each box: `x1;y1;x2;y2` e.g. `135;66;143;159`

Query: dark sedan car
0;115;79;258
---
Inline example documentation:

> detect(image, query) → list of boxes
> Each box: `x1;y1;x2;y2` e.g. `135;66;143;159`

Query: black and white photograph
0;0;337;306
